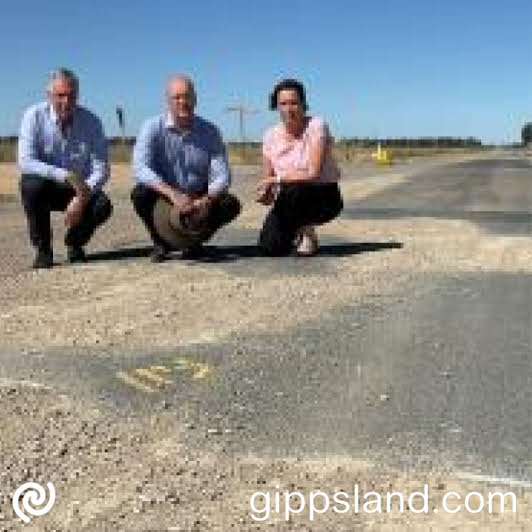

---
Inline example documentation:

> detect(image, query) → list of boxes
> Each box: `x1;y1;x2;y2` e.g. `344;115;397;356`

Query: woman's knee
258;224;293;256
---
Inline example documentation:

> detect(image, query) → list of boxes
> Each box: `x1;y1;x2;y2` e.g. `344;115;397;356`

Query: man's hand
64;195;85;229
64;173;90;228
66;172;90;196
75;182;91;203
179;195;212;231
191;195;212;214
168;189;194;214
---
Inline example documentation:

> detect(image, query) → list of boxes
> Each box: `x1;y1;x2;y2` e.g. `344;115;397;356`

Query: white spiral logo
12;482;56;523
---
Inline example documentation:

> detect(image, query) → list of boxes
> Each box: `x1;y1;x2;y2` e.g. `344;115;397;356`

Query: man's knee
130;183;155;215
93;192;113;225
20;174;49;203
258;223;292;257
220;193;241;224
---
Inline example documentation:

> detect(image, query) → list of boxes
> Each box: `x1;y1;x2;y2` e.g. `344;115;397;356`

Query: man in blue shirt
131;75;241;261
18;68;113;268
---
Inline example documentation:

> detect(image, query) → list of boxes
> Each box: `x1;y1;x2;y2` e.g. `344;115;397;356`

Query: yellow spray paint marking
116;358;214;394
134;368;173;388
174;357;215;381
116;364;174;393
116;370;157;394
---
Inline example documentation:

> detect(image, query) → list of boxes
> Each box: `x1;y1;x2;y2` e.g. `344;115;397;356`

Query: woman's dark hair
269;78;308;111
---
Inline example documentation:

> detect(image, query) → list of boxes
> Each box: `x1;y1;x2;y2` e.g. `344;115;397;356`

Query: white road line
456;471;532;490
0;378;53;390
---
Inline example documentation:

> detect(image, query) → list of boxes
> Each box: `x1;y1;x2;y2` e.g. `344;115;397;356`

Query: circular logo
12;482;56;523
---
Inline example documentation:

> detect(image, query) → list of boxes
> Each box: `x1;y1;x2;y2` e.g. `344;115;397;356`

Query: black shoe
150;243;170;263
33;249;53;269
67;246;87;264
181;244;205;260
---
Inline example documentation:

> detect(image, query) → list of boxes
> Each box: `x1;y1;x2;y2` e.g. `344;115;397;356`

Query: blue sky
1;0;531;143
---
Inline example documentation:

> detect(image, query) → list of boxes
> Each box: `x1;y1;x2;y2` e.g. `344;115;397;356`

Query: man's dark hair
269;78;308;111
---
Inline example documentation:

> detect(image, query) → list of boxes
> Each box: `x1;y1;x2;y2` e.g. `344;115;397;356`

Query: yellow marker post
372;142;392;165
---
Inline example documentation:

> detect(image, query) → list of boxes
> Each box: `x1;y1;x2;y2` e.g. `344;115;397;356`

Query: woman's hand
256;180;275;205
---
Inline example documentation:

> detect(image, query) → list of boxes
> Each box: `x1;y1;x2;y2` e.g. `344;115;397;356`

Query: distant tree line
0;136;483;147
337;137;482;148
0;135;486;164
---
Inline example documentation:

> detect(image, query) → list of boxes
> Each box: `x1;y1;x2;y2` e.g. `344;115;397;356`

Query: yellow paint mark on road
174;357;215;381
116;370;157;394
134;368;173;388
116;358;215;393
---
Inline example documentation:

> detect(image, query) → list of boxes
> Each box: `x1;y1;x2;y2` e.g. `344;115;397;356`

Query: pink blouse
262;116;340;183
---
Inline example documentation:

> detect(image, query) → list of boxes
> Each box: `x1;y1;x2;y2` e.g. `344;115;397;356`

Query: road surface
0;153;530;530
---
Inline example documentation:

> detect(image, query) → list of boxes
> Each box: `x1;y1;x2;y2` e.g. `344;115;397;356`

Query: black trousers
258;182;343;256
130;184;241;247
19;174;113;251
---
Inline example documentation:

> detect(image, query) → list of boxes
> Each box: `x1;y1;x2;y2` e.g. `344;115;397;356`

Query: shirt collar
165;112;195;133
49;103;76;130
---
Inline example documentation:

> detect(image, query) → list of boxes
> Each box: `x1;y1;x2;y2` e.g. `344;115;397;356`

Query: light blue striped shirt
133;114;231;195
18;101;109;190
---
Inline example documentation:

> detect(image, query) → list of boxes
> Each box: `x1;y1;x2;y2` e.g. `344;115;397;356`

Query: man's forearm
19;157;69;183
149;181;175;199
148;181;191;205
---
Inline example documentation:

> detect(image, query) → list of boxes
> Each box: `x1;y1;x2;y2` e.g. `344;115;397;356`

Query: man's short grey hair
47;68;79;95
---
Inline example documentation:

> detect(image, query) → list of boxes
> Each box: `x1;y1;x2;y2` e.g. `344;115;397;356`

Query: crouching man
18;68;112;268
131;75;241;262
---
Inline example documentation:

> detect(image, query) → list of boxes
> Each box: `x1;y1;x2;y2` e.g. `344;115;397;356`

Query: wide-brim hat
152;197;211;249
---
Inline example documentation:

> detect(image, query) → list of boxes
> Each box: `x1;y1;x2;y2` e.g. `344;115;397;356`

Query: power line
224;103;257;145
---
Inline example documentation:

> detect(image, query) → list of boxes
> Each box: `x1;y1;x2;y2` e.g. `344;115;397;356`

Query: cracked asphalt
0;152;531;530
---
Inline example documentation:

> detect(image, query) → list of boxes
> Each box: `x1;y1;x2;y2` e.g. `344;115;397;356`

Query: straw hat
152;197;211;249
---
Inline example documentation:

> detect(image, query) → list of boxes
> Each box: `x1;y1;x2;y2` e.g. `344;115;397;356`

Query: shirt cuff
52;167;69;183
208;181;228;196
86;176;100;191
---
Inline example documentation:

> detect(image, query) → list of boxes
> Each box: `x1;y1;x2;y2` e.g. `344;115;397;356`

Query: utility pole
224;103;257;159
115;106;126;162
116;106;125;144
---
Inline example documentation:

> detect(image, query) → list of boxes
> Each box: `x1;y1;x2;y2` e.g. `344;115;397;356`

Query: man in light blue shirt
131;75;241;261
18;68;112;268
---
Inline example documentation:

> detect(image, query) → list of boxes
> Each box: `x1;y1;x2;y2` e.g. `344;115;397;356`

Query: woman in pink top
257;78;343;256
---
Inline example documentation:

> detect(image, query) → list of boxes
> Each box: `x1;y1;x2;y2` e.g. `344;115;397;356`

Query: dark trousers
258;182;343;256
19;174;113;251
130;184;241;247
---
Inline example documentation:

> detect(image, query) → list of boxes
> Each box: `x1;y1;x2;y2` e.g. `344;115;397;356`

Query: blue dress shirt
133;114;231;195
18;101;109;190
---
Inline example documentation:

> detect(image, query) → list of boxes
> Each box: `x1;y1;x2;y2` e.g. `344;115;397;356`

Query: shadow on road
318;241;403;256
176;241;403;263
87;242;404;264
88;245;153;262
